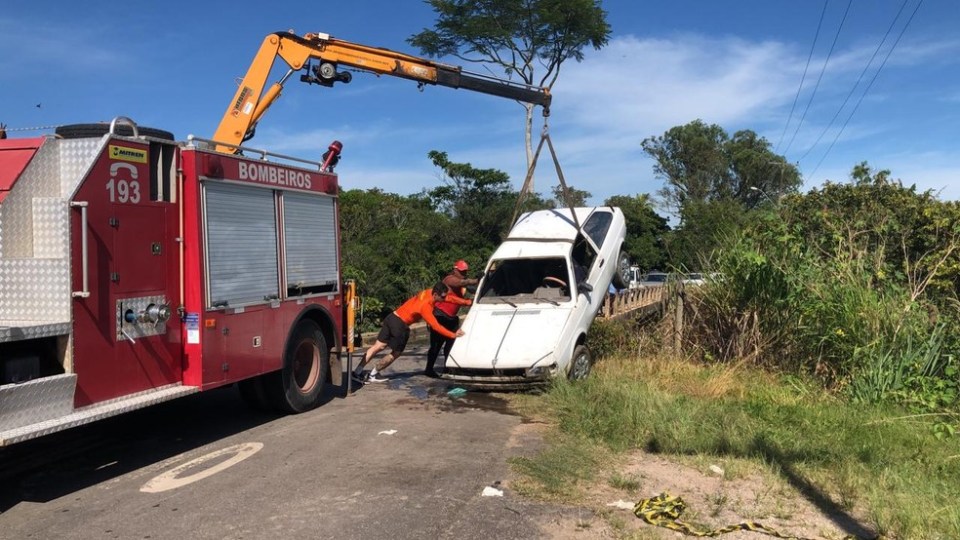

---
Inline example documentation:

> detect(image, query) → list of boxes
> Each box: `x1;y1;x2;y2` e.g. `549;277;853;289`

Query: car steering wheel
542;276;567;289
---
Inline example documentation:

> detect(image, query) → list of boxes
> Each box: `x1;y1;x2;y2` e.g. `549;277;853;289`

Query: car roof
508;207;614;241
491;240;571;259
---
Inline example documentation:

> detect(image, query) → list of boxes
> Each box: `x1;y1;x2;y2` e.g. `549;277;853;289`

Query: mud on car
442;207;629;389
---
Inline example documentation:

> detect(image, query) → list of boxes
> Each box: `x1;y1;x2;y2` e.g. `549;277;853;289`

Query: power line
808;0;924;180
775;0;829;153
782;0;853;156
797;0;910;164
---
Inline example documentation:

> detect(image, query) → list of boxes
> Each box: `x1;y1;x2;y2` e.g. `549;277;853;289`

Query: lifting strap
510;119;581;231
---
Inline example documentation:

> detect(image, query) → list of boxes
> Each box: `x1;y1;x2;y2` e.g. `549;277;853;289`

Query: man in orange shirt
352;282;470;383
426;259;479;378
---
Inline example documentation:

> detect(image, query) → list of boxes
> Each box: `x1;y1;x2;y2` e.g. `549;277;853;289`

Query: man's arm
444;274;479;288
420;305;461;339
445;295;471;307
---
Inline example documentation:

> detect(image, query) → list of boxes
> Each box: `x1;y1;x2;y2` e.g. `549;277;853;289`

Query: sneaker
366;372;389;383
424;371;439;379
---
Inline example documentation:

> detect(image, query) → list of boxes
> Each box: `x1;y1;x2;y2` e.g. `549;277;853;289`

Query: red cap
454;260;469;272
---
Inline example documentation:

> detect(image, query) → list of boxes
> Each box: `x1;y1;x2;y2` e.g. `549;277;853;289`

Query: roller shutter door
204;182;279;307
283;192;338;293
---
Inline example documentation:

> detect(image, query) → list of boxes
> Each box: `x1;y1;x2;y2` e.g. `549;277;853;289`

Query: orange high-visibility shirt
394;288;471;339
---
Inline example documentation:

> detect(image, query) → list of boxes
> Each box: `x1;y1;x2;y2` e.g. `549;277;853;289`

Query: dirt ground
505;423;877;540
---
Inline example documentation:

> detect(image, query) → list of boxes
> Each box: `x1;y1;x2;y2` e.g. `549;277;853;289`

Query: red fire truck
0;31;550;446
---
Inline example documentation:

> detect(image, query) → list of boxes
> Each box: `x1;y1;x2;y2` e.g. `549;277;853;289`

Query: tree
641;120;801;214
666;198;749;271
339;188;451;320
604;194;669;271
727;130;801;208
551;183;590;207
426;150;552;255
409;0;611;181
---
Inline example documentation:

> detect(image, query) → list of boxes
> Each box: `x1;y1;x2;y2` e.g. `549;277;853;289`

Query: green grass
510;353;960;539
509;433;608;500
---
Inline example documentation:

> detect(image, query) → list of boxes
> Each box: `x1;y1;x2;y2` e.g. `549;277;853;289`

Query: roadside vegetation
509;343;959;539
506;163;960;539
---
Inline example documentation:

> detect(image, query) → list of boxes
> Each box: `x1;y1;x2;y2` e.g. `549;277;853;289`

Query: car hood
449;305;573;370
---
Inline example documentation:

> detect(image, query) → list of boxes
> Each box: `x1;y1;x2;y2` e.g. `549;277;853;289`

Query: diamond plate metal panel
0;382;197;447
0;321;71;343
0;184;32;259
59;138;105;198
32;197;68;258
0;139;63;258
0;373;76;432
0;259;71;323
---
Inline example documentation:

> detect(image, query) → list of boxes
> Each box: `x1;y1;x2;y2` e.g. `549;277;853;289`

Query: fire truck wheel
54;123;176;141
266;319;329;413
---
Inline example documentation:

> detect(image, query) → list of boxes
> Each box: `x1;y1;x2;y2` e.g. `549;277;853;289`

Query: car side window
582;210;613;248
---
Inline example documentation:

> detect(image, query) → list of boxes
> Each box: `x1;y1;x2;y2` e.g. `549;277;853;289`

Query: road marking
140;442;264;493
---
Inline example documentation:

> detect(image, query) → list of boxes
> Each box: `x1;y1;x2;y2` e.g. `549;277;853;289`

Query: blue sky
2;1;957;212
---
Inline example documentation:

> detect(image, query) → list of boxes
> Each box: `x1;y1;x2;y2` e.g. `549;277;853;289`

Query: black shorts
377;312;410;353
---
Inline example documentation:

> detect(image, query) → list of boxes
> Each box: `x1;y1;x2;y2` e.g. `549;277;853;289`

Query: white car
443;207;629;389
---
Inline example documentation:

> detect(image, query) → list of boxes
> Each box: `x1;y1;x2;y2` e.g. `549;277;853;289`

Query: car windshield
645;273;668;282
478;257;572;305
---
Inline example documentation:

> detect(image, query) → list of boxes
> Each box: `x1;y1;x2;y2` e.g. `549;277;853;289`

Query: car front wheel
568;345;592;381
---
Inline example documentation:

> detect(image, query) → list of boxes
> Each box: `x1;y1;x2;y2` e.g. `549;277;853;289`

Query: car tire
55;123;175;141
612;251;631;289
265;319;329;413
568;345;592;381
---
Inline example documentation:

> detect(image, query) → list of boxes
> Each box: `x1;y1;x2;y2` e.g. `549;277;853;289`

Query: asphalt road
0;347;585;540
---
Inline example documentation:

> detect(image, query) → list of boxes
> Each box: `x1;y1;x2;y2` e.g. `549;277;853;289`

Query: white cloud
552;35;799;135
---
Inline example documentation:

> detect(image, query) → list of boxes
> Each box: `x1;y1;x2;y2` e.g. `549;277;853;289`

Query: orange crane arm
213;31;552;153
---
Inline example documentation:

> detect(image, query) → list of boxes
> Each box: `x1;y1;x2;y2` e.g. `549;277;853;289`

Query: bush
681;169;960;415
587;317;641;360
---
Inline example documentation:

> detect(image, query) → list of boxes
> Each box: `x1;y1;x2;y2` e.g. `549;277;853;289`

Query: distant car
682;272;705;286
641;271;670;286
443;207;628;388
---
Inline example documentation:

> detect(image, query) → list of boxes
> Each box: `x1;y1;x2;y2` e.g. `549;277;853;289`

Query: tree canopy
603;194;668;271
641;119;801;214
409;0;611;174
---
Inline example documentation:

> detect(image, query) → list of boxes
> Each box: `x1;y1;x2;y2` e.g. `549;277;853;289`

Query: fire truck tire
238;377;272;411
266;319;329;413
54;123;176;141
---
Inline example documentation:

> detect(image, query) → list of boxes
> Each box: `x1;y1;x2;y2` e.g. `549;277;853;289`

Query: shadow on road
0;385;281;512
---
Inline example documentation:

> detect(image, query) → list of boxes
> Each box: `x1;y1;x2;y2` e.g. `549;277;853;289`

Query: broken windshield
478;257;572;304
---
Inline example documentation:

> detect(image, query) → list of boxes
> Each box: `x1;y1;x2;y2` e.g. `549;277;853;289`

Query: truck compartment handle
71;201;90;298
